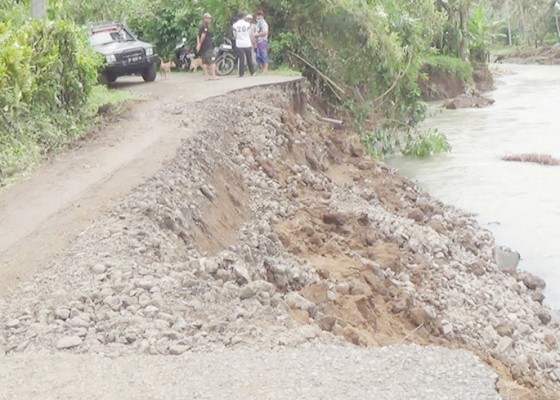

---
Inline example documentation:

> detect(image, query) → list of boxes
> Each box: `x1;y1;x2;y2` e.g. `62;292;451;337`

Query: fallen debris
502;153;560;166
0;83;558;398
444;93;495;109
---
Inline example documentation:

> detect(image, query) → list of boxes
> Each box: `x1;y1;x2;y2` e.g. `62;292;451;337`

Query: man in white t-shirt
232;14;255;77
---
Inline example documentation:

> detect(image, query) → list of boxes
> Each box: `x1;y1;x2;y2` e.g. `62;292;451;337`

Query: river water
389;64;560;308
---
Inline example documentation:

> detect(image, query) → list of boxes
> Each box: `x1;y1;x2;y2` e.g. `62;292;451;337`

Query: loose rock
523;274;546;290
91;263;107;274
56;336;82;350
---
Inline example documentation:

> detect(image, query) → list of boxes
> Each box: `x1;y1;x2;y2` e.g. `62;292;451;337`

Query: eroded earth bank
1;81;559;399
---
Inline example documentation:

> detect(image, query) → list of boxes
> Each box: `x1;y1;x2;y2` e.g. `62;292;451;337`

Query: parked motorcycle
175;38;195;70
215;38;236;76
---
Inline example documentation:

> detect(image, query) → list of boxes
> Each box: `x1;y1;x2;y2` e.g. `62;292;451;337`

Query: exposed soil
0;77;558;399
0;74;300;298
419;64;468;101
419;64;494;101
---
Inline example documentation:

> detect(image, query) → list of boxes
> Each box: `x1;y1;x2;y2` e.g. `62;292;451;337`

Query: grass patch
87;85;134;116
271;65;302;76
0;86;133;186
424;55;474;83
502;153;560;166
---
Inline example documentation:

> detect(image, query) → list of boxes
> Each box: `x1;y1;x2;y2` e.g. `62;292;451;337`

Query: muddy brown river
390;64;560;308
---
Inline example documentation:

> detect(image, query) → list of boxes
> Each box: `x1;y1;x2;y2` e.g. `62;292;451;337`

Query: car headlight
105;54;117;64
145;47;153;56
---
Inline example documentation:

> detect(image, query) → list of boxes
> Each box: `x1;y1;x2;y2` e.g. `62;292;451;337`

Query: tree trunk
506;0;513;46
458;0;471;61
517;1;529;46
31;0;47;18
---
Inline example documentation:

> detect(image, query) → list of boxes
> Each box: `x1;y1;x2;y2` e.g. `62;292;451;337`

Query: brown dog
189;58;203;72
159;60;176;78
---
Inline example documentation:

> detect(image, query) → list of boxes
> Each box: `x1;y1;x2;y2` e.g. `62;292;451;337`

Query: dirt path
0;345;500;400
0;74;300;297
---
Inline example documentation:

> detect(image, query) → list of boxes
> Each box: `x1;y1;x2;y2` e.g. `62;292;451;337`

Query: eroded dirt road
0;74;300;298
0;345;500;400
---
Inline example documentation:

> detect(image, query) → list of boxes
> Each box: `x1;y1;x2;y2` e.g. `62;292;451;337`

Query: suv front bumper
104;54;158;76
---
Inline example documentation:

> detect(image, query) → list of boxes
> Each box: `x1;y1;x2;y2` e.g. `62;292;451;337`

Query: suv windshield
89;28;134;46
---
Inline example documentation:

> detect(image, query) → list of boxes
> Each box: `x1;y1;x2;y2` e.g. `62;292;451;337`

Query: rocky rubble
444;90;495;109
1;82;559;396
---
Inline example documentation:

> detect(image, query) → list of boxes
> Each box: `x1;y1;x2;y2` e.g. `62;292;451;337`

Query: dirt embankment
420;64;494;101
496;45;560;65
1;81;559;399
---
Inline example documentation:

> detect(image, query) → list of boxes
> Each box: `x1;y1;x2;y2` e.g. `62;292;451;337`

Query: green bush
402;129;451;158
0;19;101;181
125;0;204;58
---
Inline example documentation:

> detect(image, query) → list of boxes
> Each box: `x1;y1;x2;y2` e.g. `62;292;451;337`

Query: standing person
232;13;255;77
247;14;258;69
255;10;269;73
197;12;218;80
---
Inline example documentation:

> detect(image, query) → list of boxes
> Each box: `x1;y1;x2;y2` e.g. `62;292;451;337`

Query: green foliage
402;129;452;158
269;31;302;67
125;0;204;58
0;0;30;24
0;18;102;182
469;3;492;62
1;0;459;170
434;0;471;60
361;128;402;160
360;125;451;160
424;55;473;83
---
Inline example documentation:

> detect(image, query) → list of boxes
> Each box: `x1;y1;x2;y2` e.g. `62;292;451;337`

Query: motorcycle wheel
216;55;235;76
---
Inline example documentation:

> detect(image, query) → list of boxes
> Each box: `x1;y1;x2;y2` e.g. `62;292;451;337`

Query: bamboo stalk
289;51;346;96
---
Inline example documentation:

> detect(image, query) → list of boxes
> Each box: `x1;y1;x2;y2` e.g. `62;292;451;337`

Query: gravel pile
0;344;501;400
0;82;558;395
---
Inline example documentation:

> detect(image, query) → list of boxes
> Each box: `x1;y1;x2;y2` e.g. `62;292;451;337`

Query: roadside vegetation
0;4;133;184
5;0;554;178
0;18;100;183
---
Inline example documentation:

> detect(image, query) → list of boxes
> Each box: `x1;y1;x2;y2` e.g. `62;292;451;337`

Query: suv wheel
142;62;157;82
107;73;118;83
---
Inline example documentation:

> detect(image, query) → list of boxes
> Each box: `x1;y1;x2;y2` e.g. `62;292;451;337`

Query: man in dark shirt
196;13;218;80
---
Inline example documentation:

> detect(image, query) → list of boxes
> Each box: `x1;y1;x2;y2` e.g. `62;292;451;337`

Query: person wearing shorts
197;13;218;80
255;10;269;73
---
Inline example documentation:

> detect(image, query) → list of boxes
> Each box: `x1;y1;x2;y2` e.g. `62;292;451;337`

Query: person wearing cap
197;13;218;80
254;10;269;73
232;13;255;77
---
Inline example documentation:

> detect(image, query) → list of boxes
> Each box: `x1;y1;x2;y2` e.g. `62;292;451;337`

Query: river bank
496;45;560;65
0;80;558;398
390;64;560;310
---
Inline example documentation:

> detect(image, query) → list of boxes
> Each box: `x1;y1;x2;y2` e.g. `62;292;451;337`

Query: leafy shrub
361;128;403;160
402;129;451;158
125;0;205;58
0;18;101;181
